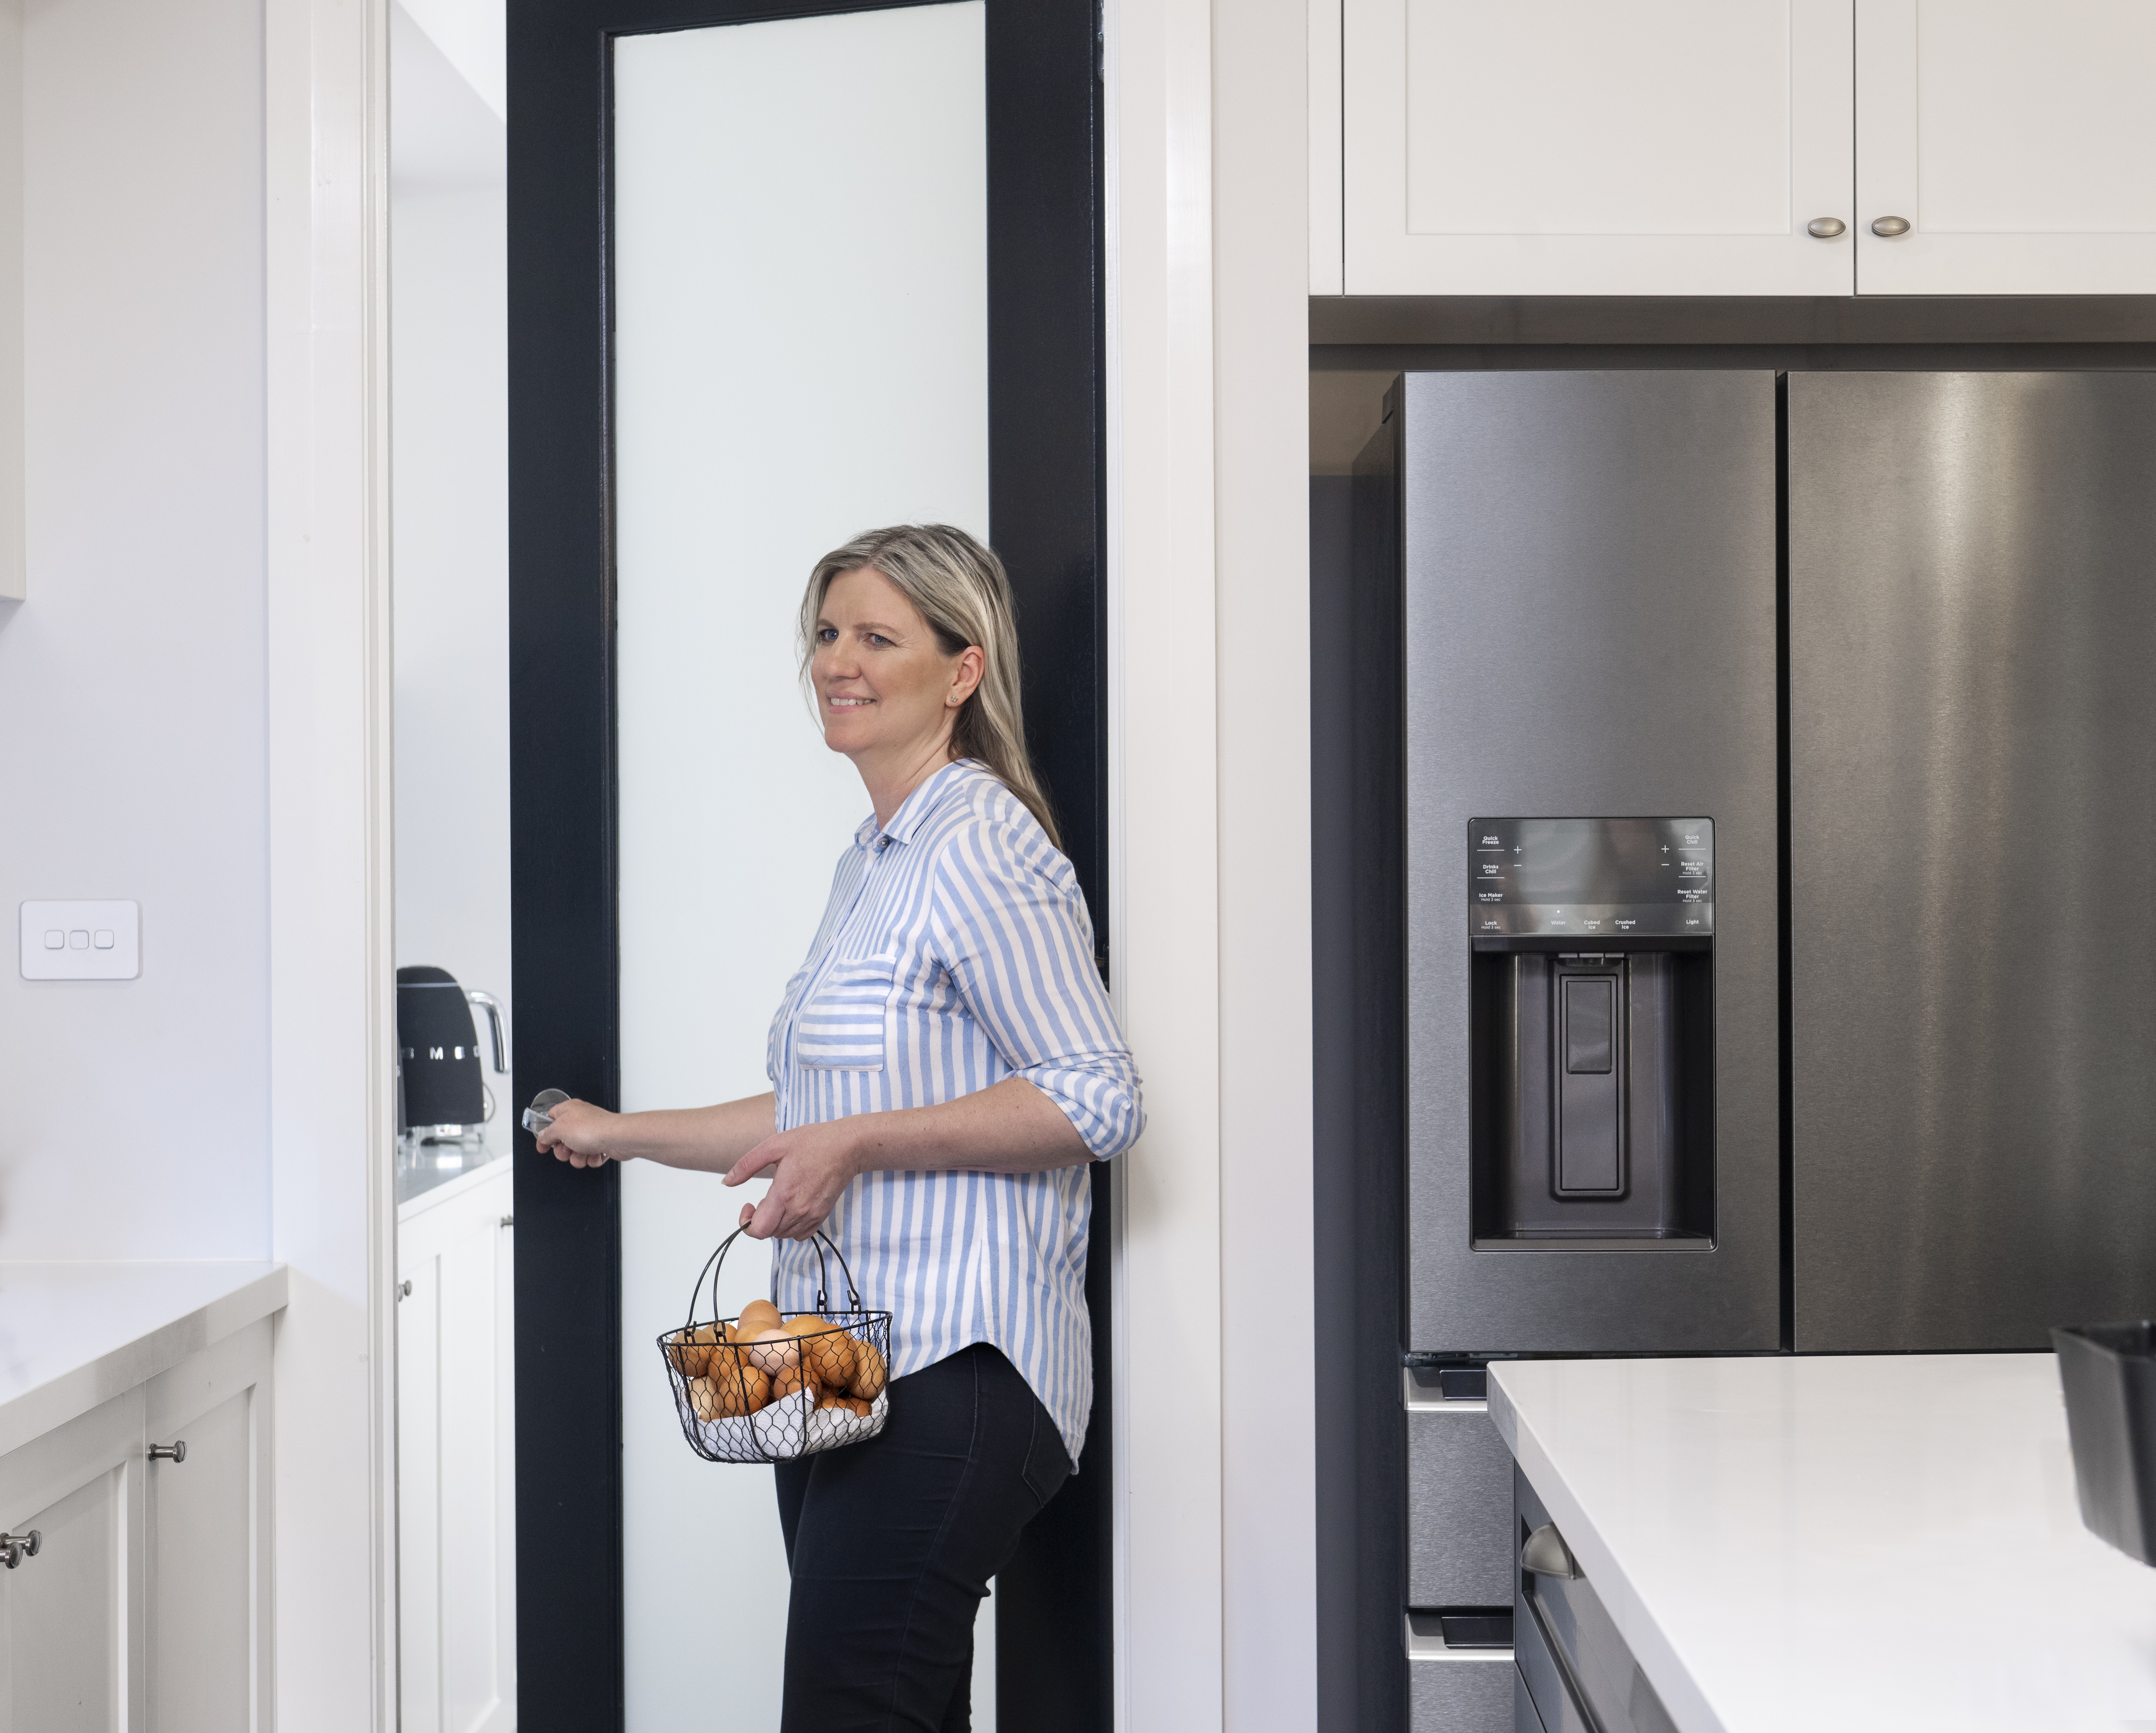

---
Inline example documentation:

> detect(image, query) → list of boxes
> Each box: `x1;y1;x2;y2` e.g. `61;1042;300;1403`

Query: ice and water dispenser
1468;817;1715;1245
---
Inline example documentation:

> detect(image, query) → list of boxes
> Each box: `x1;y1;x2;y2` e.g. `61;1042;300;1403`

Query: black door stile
507;3;1108;1728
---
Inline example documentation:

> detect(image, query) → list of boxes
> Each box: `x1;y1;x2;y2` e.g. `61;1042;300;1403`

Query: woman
535;523;1142;1732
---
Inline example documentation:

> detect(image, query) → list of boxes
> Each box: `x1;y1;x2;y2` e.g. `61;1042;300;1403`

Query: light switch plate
19;900;141;980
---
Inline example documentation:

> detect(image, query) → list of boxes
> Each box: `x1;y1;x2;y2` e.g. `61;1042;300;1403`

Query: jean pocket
1021;1401;1073;1511
795;957;896;1071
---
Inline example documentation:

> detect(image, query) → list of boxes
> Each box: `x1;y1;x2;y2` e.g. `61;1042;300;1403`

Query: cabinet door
0;1471;128;1732
147;1394;253;1732
0;1393;144;1733
1342;0;1855;295
1857;0;2156;293
144;1318;273;1733
400;1157;517;1733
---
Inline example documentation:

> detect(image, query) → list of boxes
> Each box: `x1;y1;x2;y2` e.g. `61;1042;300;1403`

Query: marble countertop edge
1490;1365;1732;1733
0;1262;289;1459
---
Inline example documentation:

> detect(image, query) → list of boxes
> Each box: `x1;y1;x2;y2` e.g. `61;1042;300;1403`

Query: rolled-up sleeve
930;803;1144;1158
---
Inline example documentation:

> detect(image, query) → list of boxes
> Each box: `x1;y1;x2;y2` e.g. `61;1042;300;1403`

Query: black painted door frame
506;2;1109;1727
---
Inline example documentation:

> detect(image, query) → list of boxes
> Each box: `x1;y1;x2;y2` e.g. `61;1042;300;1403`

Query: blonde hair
799;524;1061;848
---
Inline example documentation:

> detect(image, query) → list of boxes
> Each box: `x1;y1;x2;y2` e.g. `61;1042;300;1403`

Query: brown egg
770;1363;815;1404
736;1299;782;1338
845;1336;888;1401
663;1329;709;1379
803;1328;857;1394
688;1376;725;1421
816;1393;874;1419
705;1358;769;1418
745;1328;801;1378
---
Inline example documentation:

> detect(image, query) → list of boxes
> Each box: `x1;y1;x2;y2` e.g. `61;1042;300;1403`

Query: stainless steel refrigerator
1328;369;2156;1732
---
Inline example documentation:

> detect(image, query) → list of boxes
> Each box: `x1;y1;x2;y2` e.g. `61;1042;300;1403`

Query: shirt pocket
794;956;897;1071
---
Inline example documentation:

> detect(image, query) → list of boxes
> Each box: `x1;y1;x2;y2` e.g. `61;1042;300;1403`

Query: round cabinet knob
148;1440;186;1464
1871;215;1912;237
1806;217;1846;239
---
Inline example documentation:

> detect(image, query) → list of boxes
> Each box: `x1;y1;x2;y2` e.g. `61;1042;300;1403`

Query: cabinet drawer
1406;1397;1513;1607
1514;1468;1677;1733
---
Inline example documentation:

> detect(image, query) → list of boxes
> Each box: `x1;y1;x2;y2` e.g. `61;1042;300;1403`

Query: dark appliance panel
1396;371;1779;1354
1787;372;2156;1350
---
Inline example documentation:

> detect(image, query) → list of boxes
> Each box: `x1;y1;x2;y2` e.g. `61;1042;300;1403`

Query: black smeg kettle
396;965;508;1139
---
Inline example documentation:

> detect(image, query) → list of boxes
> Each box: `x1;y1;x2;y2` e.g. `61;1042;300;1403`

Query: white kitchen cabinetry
0;1400;140;1729
145;1323;274;1733
1337;0;1855;296
398;1153;517;1733
1325;0;2156;298
1855;0;2156;294
0;1279;277;1733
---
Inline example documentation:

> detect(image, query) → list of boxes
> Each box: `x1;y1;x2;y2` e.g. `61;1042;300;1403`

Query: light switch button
19;901;141;980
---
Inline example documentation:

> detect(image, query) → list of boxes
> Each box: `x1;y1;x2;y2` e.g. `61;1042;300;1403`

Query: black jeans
774;1343;1073;1733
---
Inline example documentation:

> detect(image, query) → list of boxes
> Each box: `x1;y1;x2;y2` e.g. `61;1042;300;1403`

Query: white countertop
0;1261;288;1456
1490;1354;2156;1733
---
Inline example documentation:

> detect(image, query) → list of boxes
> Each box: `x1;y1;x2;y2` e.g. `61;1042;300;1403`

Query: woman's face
811;566;983;771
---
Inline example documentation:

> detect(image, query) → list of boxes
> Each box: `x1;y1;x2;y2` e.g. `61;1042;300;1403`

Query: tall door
1855;1;2156;293
510;0;1107;1726
1788;372;2156;1350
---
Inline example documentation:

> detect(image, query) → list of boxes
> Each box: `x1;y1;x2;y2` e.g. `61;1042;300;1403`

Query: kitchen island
1490;1353;2156;1732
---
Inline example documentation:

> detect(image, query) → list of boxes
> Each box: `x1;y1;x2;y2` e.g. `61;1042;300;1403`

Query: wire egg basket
657;1227;892;1463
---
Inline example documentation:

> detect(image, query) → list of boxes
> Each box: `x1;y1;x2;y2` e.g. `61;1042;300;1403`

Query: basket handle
683;1224;862;1337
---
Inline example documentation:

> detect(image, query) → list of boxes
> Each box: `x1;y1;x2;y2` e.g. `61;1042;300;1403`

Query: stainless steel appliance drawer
1513;1468;1677;1733
1406;1368;1515;1607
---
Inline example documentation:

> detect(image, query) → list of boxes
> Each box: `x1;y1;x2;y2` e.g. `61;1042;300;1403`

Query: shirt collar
855;759;976;852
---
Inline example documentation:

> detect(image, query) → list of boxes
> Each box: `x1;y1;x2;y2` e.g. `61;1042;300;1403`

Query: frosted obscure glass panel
612;7;989;1731
1405;0;1792;235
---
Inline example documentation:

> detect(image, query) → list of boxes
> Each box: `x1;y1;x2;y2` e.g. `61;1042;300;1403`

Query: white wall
390;0;511;1143
610;9;990;1729
0;0;270;1260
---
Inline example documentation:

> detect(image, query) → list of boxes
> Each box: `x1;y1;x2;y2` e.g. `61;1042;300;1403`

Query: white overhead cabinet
1337;0;1856;295
1325;0;2156;297
1855;0;2156;294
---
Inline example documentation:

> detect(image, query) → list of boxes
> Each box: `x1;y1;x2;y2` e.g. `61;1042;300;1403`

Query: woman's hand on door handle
532;1097;623;1168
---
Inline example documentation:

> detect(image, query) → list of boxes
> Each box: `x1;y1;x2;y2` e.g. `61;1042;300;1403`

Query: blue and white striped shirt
766;759;1143;1461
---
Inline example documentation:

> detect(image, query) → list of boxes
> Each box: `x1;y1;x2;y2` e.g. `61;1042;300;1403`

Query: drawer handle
148;1440;187;1464
1521;1523;1581;1579
1870;215;1912;237
1805;216;1846;239
0;1530;40;1569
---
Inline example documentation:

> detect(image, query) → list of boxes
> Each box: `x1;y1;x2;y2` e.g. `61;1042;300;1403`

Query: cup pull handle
1521;1523;1581;1579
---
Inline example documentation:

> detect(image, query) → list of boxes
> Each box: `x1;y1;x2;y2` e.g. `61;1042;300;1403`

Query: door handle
148;1440;187;1463
0;1530;40;1569
1521;1523;1581;1579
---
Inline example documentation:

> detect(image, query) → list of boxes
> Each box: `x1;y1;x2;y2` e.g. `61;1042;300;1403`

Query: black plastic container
2051;1322;2156;1565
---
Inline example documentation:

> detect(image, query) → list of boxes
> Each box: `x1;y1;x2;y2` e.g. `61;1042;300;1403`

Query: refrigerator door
1789;372;2156;1350
1396;372;1781;1353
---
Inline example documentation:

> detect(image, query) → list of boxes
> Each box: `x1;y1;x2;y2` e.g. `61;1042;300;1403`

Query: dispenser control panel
1468;818;1712;938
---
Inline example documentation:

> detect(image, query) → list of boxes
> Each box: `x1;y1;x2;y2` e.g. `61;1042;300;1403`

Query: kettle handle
466;990;509;1074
